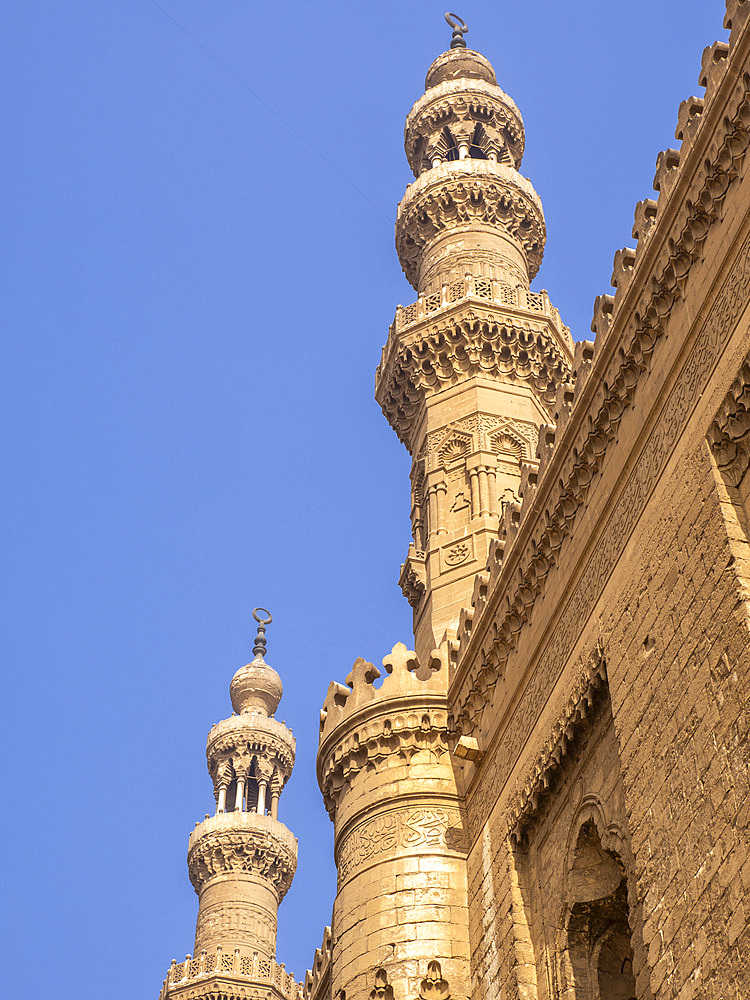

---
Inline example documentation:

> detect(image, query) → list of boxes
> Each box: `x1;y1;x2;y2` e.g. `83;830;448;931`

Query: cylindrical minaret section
398;47;545;296
186;611;298;962
378;38;574;664
317;644;470;1000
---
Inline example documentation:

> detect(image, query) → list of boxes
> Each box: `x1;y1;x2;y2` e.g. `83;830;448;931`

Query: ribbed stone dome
230;654;283;716
425;48;497;90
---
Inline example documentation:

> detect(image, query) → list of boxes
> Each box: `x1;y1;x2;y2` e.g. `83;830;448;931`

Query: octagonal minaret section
159;610;302;1000
376;19;575;663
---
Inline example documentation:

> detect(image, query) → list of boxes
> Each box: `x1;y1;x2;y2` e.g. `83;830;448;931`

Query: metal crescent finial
445;12;468;49
252;607;273;657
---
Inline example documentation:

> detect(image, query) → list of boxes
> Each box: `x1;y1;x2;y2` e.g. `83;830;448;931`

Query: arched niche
558;809;637;1000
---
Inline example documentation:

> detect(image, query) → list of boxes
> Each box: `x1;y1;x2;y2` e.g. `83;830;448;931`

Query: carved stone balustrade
160;947;303;1000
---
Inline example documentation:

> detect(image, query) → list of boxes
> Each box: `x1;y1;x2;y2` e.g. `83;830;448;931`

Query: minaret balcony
376;275;573;450
160;948;303;1000
395;158;547;290
387;273;567;336
187;811;297;901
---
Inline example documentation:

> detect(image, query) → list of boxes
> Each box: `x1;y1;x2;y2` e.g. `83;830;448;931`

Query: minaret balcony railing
390;275;566;336
188;809;297;854
160;947;303;1000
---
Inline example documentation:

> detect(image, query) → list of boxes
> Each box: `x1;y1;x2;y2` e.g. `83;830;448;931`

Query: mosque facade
158;5;750;998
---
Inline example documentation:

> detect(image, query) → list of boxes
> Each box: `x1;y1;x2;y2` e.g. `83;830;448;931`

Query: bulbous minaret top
230;609;283;716
397;14;545;295
184;609;298;966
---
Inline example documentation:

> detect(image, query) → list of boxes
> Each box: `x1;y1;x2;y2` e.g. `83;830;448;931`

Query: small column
469;469;480;519
257;780;268;816
217;785;227;814
478;467;490;517
436;482;448;534
270;786;280;820
428;486;438;538
487;465;499;517
234;776;245;812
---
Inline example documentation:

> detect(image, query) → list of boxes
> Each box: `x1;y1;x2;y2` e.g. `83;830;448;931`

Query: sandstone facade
157;5;750;1000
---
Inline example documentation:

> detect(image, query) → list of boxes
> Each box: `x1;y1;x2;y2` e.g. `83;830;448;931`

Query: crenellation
699;40;731;98
726;0;750;42
652;147;682;199
675;95;705;145
590;291;614;342
632;196;659;243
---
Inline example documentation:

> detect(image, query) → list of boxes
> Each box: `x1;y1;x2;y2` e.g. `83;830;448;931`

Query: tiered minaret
159;610;302;1000
376;15;575;662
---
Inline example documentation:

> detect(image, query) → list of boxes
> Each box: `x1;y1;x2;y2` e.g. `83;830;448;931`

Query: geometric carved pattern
161;950;303;1000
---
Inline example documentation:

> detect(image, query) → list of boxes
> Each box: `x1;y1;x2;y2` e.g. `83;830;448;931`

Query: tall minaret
159;610;302;1000
376;15;574;662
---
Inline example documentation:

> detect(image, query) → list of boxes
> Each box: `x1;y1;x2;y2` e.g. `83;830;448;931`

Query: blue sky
2;1;724;996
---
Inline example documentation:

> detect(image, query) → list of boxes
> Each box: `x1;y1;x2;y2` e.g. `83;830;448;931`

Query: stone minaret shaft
187;610;297;962
376;39;574;662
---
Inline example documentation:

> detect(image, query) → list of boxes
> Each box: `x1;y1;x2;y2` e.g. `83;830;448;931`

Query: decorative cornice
376;303;573;449
187;813;297;900
708;350;750;486
504;647;607;847
161;948;303;1000
450;35;750;736
318;700;450;816
207;715;295;790
464;225;750;847
395;160;546;287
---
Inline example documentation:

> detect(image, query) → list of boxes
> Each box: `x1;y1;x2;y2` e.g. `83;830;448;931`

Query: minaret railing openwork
386;275;567;336
160;950;303;1000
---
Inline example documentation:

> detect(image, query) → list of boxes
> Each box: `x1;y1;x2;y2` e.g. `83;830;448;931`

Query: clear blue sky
2;1;723;996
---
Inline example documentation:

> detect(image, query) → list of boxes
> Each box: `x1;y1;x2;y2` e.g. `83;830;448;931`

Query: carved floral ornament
187;825;297;899
395;164;546;287
377;315;571;448
708;351;750;487
450;62;750;737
